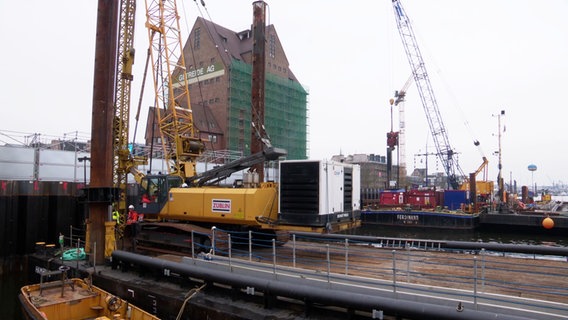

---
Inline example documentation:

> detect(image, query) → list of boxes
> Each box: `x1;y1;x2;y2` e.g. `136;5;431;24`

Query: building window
208;134;217;143
210;57;215;64
269;34;276;58
194;28;201;49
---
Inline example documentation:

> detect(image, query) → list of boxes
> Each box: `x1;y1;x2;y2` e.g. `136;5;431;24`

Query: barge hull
362;209;480;229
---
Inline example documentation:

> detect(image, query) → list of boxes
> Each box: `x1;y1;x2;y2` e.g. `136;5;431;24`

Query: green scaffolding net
228;60;308;160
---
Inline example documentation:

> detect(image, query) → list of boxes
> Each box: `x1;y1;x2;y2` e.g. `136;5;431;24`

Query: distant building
49;140;90;152
332;153;394;207
145;17;308;160
330;153;469;207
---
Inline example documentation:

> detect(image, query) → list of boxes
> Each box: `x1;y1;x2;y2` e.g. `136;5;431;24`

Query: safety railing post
272;239;277;277
249;230;253;262
228;234;232;271
474;256;478;309
392;250;397;294
326;244;331;283
211;227;216;256
344;238;349;275
292;234;296;268
480;248;485;290
406;243;410;282
191;231;195;262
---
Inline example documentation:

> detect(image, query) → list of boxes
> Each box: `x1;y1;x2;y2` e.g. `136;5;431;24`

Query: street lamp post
78;156;91;186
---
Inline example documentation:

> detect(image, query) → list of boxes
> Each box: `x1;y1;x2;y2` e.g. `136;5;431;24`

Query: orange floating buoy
542;217;554;229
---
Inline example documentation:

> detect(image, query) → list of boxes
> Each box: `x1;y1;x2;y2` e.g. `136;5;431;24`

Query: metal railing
183;227;568;317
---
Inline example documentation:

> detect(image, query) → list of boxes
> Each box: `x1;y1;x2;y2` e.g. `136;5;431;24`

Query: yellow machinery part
161;186;279;227
104;221;116;258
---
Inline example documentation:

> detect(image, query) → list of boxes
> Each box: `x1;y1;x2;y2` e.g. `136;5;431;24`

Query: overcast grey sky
1;0;567;188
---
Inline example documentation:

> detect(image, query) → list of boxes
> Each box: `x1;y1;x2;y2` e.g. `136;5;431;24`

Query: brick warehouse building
144;17;308;160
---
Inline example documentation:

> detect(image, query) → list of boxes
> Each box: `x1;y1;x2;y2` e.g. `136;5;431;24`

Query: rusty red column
250;1;267;181
88;0;119;264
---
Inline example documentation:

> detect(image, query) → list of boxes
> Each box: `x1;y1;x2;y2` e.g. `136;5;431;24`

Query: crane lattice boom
145;0;204;179
391;0;464;189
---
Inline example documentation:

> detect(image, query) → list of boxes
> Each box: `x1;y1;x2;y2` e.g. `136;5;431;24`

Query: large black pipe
291;231;568;256
112;250;535;320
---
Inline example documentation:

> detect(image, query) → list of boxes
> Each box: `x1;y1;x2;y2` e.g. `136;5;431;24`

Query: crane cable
411;18;485;159
394;1;486;174
132;47;151;151
437;70;486;158
192;0;218;154
175;283;207;320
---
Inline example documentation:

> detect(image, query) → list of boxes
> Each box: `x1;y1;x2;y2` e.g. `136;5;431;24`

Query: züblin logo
212;199;231;213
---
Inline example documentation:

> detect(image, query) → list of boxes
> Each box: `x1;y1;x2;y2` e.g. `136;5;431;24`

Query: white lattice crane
391;0;465;189
390;74;413;183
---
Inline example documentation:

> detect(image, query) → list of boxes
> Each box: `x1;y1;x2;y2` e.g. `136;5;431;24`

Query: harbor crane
391;0;465;189
388;74;413;187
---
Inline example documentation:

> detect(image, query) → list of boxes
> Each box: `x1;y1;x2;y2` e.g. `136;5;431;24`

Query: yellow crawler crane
130;1;360;252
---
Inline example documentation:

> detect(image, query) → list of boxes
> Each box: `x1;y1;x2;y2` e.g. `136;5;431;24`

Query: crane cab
134;174;184;216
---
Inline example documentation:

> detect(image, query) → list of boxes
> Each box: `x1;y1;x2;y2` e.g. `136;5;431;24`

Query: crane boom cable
180;0;217;153
132;48;152;148
434;67;486;159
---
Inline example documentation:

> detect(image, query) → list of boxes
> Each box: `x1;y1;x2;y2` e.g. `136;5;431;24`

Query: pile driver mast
391;0;464;189
113;0;146;224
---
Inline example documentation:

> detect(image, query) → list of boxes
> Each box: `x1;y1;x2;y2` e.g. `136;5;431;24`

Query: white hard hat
128;205;134;209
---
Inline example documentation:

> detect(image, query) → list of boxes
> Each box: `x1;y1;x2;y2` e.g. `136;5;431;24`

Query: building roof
196;17;299;82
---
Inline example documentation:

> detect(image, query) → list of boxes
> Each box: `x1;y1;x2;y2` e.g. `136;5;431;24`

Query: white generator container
278;160;360;227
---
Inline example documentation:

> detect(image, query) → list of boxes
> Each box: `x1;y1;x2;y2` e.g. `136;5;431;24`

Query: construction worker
58;233;64;250
126;205;139;237
112;209;121;225
127;205;138;225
